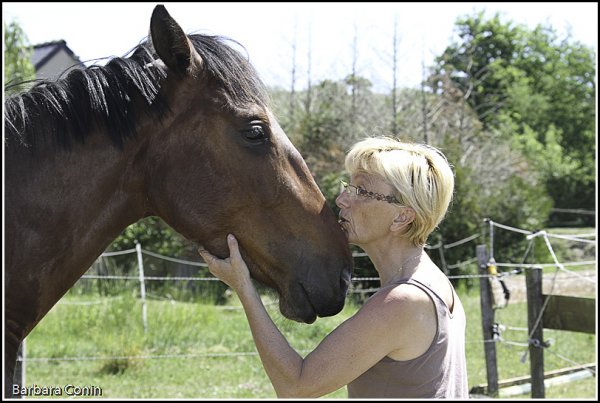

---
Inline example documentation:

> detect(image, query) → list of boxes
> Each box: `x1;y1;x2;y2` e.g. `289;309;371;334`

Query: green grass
459;284;597;399
19;280;596;399
21;290;353;398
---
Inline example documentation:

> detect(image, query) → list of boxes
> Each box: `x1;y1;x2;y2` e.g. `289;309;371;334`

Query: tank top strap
392;277;448;312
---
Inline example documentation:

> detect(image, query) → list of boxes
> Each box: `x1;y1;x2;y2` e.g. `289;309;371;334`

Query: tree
432;12;596;217
4;20;36;92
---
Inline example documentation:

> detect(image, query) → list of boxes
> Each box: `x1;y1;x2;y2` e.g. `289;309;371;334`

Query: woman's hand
198;234;252;292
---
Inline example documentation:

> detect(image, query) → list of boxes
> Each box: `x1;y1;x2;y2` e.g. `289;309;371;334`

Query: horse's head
141;5;353;323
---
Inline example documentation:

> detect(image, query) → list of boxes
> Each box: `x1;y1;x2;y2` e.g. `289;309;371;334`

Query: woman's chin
339;222;351;239
347;234;359;245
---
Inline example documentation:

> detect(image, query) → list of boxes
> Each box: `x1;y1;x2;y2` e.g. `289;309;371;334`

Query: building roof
32;40;82;70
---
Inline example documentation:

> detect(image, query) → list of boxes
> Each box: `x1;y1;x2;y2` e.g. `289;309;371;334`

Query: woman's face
335;172;400;247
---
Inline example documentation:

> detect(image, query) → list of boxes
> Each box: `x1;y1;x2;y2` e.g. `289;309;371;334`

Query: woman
198;137;468;398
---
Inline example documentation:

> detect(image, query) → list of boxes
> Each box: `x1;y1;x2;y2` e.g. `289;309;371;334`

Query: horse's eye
243;126;265;142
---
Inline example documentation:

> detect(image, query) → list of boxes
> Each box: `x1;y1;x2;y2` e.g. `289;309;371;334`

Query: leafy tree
272;76;388;184
107;217;228;303
432;11;595;218
3;20;36;92
109;216;188;256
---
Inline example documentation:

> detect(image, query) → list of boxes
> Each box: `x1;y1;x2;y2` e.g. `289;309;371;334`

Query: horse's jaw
276;274;350;324
278;282;318;324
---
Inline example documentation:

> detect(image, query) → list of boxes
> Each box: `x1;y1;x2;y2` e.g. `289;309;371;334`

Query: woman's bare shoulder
361;281;433;319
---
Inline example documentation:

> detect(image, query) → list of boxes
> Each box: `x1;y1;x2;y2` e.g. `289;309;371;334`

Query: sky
2;2;598;93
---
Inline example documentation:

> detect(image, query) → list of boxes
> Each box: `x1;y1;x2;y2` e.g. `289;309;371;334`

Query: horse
4;5;353;395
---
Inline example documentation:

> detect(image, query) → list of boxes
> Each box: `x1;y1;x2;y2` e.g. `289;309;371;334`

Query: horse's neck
5;130;152;343
5;132;146;288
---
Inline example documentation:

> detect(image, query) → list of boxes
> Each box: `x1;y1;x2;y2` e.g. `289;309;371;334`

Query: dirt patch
496;269;596;304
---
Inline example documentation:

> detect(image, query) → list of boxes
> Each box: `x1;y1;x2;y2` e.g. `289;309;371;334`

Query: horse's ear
150;5;193;75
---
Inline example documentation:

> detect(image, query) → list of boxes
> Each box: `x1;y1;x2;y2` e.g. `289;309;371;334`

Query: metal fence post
13;340;26;395
136;242;148;333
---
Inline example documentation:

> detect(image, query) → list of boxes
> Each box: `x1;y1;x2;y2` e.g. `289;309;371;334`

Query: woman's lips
338;216;349;234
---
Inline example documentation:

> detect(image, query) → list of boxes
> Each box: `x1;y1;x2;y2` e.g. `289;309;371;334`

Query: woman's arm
198;235;306;396
198;235;433;398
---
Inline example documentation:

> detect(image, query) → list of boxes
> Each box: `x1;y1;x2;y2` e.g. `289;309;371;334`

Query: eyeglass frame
340;180;404;205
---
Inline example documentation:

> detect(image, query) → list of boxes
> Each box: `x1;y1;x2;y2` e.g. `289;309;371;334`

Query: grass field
19;278;596;399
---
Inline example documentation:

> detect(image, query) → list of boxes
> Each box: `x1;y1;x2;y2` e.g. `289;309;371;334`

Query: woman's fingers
197;246;214;263
197;235;251;292
198;234;239;263
227;234;243;263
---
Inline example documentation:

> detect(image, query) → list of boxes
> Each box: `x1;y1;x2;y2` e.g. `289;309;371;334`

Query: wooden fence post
525;266;545;398
476;244;498;397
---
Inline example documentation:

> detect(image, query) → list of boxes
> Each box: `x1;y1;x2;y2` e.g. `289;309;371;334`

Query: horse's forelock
187;35;270;108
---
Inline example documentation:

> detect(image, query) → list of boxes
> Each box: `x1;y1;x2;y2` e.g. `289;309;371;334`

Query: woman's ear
390;208;415;232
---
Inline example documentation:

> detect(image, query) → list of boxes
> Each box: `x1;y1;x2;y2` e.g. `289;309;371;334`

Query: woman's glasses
340;180;402;205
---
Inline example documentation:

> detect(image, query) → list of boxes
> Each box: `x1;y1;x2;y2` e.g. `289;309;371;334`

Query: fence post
136;242;148;333
525;266;545;398
477;244;498;397
13;340;25;393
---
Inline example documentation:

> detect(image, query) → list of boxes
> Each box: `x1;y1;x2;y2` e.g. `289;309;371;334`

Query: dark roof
32;40;82;70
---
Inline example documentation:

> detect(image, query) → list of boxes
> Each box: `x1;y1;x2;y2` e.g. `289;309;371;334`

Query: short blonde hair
345;137;454;246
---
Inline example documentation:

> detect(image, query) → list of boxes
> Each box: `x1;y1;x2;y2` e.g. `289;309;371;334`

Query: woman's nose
336;191;349;209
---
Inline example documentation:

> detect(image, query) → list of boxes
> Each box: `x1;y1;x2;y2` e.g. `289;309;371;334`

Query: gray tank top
347;278;469;398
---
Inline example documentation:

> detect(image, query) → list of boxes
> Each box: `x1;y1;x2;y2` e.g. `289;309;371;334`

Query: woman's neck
359;238;425;287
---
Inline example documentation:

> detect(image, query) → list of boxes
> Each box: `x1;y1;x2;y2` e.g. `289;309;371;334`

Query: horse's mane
4;34;269;150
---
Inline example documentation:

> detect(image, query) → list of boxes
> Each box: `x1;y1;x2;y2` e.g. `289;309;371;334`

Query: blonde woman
198;137;468;398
